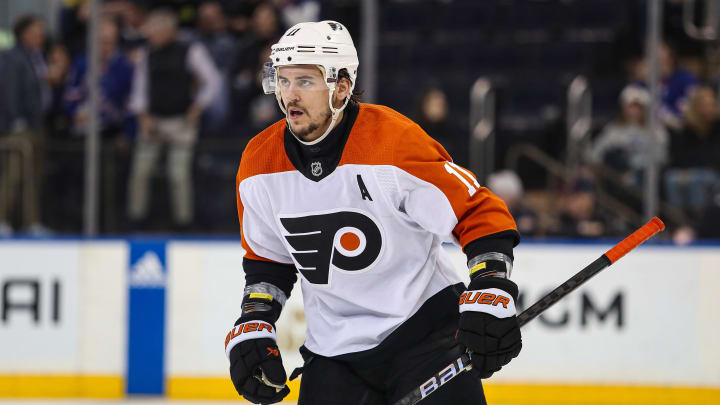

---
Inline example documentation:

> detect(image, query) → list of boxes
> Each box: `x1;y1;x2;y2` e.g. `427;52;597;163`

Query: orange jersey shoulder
237;119;295;184
340;103;451;167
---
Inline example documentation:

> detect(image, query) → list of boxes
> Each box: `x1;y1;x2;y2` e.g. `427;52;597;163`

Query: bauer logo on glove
225;321;276;358
458;288;517;319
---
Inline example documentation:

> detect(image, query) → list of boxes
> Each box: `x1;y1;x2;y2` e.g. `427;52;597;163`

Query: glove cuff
468;252;513;279
240;282;286;324
459;287;517;318
224;320;277;358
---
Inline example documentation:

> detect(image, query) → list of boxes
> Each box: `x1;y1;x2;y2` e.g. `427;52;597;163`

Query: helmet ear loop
328;89;341;121
320;65;344;119
276;89;287;115
327;81;353;120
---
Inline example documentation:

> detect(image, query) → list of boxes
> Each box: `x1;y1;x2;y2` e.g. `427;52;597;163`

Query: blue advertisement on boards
127;241;167;395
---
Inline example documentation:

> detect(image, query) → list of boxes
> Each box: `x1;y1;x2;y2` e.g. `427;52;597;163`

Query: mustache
286;102;307;114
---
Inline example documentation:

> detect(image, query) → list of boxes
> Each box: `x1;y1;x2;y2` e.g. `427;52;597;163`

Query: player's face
277;65;333;141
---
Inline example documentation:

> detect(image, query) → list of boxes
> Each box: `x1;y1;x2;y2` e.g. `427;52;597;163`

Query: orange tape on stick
604;217;665;264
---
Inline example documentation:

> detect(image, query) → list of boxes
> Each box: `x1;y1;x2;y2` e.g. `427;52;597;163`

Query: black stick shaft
518;255;611;327
392;254;613;405
394;217;665;405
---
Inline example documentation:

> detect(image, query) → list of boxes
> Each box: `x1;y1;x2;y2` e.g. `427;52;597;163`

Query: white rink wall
0;242;127;388
500;244;720;385
1;238;719;403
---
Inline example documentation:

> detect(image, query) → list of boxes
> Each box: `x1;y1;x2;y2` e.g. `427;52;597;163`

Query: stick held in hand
393;217;665;405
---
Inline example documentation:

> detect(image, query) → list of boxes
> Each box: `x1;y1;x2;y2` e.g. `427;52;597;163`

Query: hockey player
225;21;522;404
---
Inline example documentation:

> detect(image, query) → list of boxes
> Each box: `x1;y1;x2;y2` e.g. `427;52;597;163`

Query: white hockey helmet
262;20;359;143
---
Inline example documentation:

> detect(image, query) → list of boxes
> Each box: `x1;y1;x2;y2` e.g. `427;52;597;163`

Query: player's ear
333;77;351;105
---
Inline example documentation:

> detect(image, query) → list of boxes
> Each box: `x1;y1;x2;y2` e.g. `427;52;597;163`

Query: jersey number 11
444;162;481;196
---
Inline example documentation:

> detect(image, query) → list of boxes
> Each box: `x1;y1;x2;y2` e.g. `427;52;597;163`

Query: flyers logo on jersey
279;209;384;285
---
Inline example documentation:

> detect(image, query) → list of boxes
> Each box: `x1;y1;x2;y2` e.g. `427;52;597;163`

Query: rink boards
0;238;719;404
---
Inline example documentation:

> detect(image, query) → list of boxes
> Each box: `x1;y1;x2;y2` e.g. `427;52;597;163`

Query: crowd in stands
583;39;720;241
0;0;718;242
0;0;323;235
502;37;720;241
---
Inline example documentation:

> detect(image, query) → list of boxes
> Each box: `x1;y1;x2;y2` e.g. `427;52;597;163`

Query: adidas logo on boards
129;251;165;288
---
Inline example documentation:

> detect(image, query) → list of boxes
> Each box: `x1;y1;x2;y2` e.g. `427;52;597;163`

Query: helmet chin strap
278;88;352;146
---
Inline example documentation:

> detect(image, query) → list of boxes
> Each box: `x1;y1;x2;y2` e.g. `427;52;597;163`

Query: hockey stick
393;217;665;405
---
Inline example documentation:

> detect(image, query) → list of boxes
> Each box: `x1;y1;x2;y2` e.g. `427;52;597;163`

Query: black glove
226;320;290;404
456;276;522;379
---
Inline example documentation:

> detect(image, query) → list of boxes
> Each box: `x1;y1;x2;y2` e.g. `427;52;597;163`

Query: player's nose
285;87;301;102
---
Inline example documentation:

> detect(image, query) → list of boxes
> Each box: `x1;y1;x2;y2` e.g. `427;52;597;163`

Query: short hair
13;14;42;40
146;8;178;32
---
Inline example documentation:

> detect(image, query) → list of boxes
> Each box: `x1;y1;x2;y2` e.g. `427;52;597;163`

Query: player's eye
278;78;290;87
299;79;313;87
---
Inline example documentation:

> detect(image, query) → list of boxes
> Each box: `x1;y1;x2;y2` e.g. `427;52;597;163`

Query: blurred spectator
104;0;148;52
657;42;699;129
47;43;71;92
50;18;133;234
63;18;134;138
1;15;50;134
487;170;538;236
664;86;720;215
59;0;91;58
272;0;321;27
62;1;147;56
195;1;237;133
127;9;220;231
0;15;52;235
246;44;283;129
197;1;237;72
223;1;258;38
551;177;607;238
415;87;466;167
230;2;283;129
589;85;668;187
46;43;72;136
630;42;699;129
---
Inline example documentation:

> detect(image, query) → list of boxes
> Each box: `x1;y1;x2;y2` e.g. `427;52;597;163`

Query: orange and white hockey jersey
236;102;517;357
